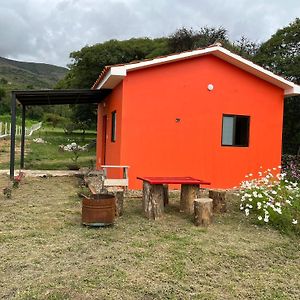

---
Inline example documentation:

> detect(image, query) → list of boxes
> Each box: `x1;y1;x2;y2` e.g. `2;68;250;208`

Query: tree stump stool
194;198;213;226
180;184;199;214
208;189;227;213
142;182;164;220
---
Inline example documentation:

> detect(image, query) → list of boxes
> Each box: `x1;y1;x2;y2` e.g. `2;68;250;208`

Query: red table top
137;176;211;185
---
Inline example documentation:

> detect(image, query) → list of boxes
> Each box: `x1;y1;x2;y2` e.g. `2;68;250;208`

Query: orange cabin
92;45;300;190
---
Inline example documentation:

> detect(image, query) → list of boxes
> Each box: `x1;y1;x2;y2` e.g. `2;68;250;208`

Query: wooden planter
82;194;116;226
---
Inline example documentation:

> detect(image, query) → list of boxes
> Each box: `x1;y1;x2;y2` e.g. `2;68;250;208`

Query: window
222;114;250;147
111;111;116;142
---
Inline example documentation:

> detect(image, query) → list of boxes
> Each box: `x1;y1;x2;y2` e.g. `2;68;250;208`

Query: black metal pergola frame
10;89;111;179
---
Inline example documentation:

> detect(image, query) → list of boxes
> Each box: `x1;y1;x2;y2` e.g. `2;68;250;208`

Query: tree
255;18;300;82
254;18;300;154
233;36;260;59
56;37;170;127
0;87;9;114
168;26;230;53
58;37;170;89
0;87;5;100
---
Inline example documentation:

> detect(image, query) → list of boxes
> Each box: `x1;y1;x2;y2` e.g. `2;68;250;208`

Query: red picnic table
137;176;211;220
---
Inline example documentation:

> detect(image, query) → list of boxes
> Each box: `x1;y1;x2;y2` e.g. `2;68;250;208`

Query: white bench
101;165;129;190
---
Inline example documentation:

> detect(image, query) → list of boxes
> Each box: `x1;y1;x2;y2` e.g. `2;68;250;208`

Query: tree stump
142;182;164;220
194;198;213;226
163;184;169;206
115;191;124;217
208;190;227;213
180;184;199;214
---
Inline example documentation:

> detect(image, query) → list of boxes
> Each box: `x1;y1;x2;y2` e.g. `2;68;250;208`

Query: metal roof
13;89;111;106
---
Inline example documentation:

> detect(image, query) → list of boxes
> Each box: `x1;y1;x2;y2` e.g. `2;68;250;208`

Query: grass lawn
0;175;299;299
0;127;96;170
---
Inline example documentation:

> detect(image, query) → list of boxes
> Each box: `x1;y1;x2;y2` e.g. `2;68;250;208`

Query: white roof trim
284;84;300;96
96;46;300;97
96;67;126;89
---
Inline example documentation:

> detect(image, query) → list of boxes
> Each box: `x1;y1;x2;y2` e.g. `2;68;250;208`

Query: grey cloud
0;0;299;67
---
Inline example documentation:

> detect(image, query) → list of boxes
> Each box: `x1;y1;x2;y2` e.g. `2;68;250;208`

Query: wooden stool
208;190;227;213
194;198;213;226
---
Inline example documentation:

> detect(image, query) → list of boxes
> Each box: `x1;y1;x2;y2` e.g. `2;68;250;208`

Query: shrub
43;113;68;128
282;154;300;182
59;142;87;166
238;167;300;235
63;122;76;135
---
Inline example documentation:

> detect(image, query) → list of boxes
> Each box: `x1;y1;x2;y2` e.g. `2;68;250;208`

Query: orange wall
98;55;284;189
96;83;123;178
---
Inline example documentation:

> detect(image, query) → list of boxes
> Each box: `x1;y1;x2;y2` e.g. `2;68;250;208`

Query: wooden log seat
208;189;227;213
194;198;213;226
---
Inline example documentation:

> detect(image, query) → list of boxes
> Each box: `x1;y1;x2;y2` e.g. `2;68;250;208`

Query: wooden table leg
180;184;199;214
142;182;164;220
163;184;169;206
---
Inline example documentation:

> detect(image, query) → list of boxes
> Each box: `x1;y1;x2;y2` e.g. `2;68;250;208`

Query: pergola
10;89;111;179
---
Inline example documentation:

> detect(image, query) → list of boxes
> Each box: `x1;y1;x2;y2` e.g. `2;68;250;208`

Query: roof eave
284;85;300;97
96;67;126;89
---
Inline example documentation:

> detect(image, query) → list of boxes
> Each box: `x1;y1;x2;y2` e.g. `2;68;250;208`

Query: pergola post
20;105;26;169
10;92;16;180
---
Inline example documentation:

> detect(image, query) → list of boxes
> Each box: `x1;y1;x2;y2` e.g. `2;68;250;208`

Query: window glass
222;116;234;145
235;116;249;146
111;111;116;142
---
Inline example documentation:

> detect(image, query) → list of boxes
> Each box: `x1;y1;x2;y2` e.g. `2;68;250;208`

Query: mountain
0;56;68;90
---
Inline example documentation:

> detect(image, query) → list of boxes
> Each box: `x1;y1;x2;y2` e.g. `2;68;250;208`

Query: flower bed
238;167;300;235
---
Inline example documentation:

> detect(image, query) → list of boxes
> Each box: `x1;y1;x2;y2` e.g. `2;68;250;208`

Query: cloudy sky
0;0;299;67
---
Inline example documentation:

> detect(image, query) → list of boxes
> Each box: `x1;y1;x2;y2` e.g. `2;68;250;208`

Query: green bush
43;113;68;128
282;154;300;182
63;122;76;135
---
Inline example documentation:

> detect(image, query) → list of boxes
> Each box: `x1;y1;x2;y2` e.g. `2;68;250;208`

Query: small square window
222;114;250;147
111;111;116;142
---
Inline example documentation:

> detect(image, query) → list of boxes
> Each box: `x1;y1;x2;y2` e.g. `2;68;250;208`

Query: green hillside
0;56;69;116
0;56;68;90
